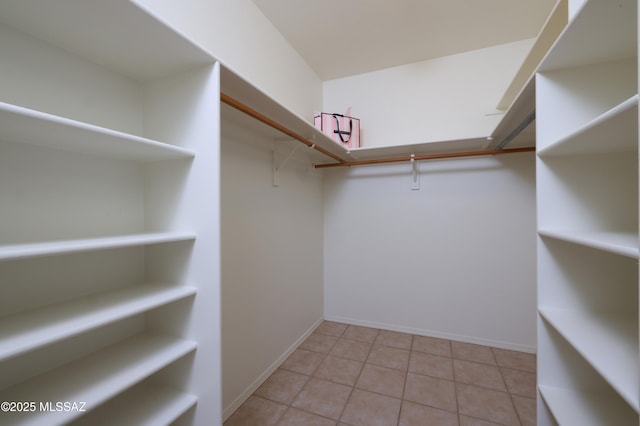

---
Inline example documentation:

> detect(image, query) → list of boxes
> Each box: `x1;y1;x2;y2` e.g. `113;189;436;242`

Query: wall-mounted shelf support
495;111;536;150
273;143;304;187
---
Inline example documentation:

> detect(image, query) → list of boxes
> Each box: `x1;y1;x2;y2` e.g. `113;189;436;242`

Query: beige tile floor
224;321;536;426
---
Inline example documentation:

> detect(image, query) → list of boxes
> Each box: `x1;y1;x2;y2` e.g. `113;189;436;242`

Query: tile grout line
493;346;524;426
396;335;415;426
227;321;537;426
448;339;464;426
335;326;380;425
277;322;345;425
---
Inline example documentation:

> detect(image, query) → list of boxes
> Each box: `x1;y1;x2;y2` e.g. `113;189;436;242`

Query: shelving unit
535;0;639;424
0;1;221;425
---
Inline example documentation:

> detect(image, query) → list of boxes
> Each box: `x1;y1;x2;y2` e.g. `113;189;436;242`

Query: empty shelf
539;384;638;425
538;95;638;157
0;102;195;161
0;333;197;426
539;308;639;411
538;229;639;259
0;232;197;261
71;382;197;426
0;284;197;362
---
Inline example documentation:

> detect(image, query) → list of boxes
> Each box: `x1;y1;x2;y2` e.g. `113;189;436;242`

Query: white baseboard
222;317;324;421
324;314;536;354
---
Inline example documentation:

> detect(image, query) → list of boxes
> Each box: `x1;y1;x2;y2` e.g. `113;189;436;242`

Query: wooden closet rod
220;93;346;163
314;147;535;168
220;93;535;169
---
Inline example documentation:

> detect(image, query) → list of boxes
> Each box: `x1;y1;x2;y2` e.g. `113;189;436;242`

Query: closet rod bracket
410;154;420;190
273;144;303;187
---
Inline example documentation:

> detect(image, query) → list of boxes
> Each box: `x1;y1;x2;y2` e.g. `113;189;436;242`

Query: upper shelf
220;66;352;164
0;102;196;161
0;0;214;81
539;0;637;72
496;0;568;111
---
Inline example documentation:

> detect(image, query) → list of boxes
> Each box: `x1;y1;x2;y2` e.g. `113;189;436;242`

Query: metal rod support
495;111;536;150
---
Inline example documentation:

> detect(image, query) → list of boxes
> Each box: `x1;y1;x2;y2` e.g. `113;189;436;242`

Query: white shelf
496;0;567;111
0;284;197;362
71;382;197;426
539;0;636;72
0;102;195;161
0;232;197;261
220;66;351;164
0;333;196;426
539;308;639;411
538;229;639;259
538;95;638;157
0;0;214;81
539;385;638;425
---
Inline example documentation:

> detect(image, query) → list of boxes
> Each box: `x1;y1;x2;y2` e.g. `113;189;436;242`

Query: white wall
220;110;325;419
135;0;322;120
323;151;537;352
323;39;535;148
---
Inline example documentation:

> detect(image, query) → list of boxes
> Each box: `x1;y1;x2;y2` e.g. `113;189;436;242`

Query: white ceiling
251;0;558;80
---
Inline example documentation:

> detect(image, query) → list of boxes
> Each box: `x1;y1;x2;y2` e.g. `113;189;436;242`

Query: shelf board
538;229;639;258
539;384;638;425
0;284;197;362
496;0;567;111
539;308;639;411
0;0;214;81
0;333;197;426
0;232;197;262
539;0;637;72
72;382;197;426
0;102;196;161
220;66;351;164
538;95;638;156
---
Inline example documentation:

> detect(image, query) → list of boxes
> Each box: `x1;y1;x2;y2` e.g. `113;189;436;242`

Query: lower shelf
71;382;197;425
539;308;639;411
0;332;197;426
539;384;638;426
0;283;197;362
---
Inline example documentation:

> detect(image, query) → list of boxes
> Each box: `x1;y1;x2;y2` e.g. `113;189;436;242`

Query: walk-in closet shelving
536;0;639;424
220;67;350;165
220;67;538;170
0;1;220;425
